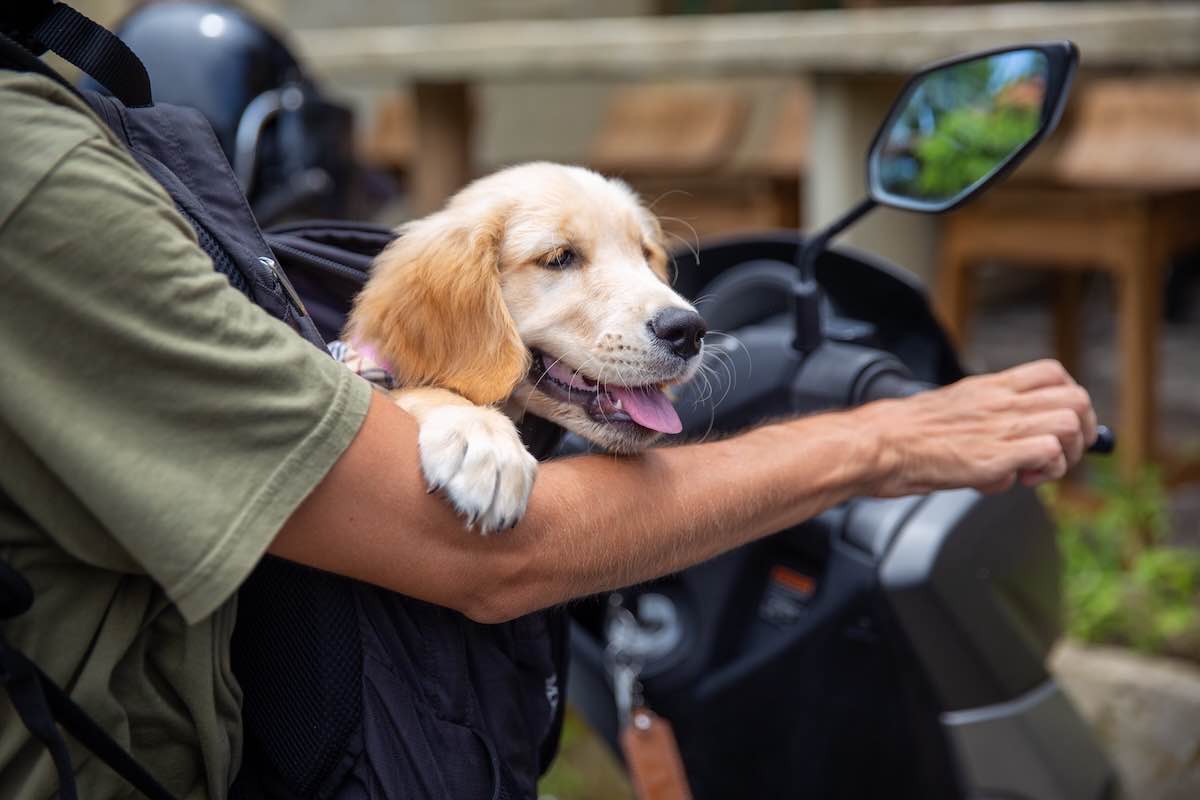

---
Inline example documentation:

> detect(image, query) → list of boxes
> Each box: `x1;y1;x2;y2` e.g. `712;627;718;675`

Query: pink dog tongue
609;385;682;434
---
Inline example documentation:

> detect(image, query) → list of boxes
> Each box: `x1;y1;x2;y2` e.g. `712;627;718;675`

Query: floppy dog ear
346;209;529;406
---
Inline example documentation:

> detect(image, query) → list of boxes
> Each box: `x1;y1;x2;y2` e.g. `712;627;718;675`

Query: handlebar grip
1088;425;1116;454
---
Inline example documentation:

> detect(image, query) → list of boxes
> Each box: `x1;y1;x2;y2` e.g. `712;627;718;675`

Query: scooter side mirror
866;41;1078;214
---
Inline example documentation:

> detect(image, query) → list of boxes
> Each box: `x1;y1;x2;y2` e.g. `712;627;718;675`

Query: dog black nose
650;308;707;359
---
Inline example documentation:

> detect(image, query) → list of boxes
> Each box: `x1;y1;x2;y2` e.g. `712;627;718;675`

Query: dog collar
328;339;395;390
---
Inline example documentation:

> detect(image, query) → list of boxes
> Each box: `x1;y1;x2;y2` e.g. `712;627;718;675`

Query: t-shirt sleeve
0;135;372;623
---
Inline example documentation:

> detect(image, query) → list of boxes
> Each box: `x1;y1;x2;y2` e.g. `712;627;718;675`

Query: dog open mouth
527;350;683;434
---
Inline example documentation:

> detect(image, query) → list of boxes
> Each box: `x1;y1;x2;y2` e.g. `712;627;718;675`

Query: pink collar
329;339;395;389
352;340;391;374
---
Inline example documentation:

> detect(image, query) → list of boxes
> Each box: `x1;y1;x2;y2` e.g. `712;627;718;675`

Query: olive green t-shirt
0;72;373;799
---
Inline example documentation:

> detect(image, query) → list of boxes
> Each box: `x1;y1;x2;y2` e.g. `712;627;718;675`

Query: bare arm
270;359;1095;623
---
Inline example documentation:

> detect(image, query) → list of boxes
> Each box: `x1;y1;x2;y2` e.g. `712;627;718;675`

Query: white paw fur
417;404;538;534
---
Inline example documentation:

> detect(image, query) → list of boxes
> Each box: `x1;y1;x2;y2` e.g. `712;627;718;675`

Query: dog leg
392;387;538;534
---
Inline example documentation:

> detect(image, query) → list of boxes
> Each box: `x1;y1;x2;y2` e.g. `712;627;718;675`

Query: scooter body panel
877;487;1061;711
943;679;1117;800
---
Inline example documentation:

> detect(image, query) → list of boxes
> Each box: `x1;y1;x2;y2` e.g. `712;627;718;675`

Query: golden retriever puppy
346;162;706;533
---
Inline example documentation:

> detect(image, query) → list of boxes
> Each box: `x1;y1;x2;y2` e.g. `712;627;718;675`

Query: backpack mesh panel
231;557;363;797
179;205;253;298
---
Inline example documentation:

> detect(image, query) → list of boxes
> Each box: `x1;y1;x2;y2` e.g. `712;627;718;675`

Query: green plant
538;709;633;800
1044;462;1200;660
912;104;1040;198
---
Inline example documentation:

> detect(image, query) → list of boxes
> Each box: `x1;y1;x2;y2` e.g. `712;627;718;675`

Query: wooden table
293;2;1200;219
939;189;1200;478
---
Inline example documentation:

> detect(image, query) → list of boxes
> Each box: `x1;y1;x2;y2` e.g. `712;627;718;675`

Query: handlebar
854;363;1116;455
856;370;933;403
1089;425;1116;454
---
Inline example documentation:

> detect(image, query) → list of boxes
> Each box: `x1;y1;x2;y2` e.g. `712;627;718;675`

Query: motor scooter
564;41;1121;800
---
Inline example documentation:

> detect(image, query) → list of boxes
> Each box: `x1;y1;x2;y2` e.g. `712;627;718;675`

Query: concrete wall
64;1;663;166
70;0;651;27
284;0;653;27
284;0;659;167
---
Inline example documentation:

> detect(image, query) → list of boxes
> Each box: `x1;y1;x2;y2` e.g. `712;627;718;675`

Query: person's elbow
454;555;544;625
460;595;522;625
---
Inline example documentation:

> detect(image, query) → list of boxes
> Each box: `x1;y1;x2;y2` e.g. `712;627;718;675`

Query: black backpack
0;5;567;799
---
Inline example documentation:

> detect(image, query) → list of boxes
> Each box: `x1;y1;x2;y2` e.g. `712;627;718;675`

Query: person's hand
857;359;1098;497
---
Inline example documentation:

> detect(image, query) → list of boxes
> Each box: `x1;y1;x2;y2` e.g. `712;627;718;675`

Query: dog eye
543;247;578;270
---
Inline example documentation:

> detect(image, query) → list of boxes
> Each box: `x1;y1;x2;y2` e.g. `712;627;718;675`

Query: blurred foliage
660;1;1028;12
539;709;633;800
912;105;1039;198
1044;463;1200;662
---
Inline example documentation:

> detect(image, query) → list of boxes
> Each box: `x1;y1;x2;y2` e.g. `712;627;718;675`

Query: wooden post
412;81;472;216
1115;206;1162;479
935;224;973;348
805;75;938;285
1054;271;1085;380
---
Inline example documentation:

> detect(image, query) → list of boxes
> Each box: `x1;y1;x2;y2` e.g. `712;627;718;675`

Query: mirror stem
793;197;877;353
796;197;878;283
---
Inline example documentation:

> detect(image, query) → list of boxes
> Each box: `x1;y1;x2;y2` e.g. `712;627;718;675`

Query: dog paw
418;405;538;534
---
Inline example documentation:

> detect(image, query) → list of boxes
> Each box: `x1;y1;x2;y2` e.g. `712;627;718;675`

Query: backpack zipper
259;256;309;318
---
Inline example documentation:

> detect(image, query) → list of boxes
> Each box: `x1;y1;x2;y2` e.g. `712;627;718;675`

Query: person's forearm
274;360;1093;623
273;392;884;624
484;413;882;621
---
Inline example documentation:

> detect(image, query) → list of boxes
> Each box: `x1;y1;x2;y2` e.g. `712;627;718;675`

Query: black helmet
84;1;378;224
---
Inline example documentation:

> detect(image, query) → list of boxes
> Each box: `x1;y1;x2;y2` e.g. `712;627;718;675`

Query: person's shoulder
0;70;108;146
0;70;117;228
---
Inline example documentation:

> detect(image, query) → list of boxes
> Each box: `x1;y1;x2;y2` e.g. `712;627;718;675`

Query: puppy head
348;162;706;453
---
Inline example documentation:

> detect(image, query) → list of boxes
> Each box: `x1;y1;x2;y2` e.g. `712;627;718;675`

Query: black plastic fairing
878;487;1061;711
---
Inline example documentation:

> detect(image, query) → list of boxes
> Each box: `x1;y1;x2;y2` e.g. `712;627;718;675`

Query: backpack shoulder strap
1;0;151;107
0;563;176;800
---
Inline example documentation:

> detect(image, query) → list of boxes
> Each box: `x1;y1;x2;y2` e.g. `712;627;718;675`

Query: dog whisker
666;249;681;286
646;188;694;211
661;229;699;266
698;402;717;445
568;356;600;390
595;364;615;427
523;352;590;420
688;363;719;445
522;352;607;422
701;363;725;407
693;363;715;406
698;345;737;411
716;350;740;407
657;215;701;260
704;330;751;380
521;351;572;417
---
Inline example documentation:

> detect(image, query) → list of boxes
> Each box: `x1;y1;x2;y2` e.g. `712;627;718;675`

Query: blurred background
60;1;1200;797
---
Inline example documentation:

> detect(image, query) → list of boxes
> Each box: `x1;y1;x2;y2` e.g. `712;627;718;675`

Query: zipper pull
259;256;308;318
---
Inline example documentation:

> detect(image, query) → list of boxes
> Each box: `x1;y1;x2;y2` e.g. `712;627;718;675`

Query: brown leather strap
620;707;693;800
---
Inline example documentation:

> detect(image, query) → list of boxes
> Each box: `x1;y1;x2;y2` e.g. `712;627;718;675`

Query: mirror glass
870;49;1049;209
